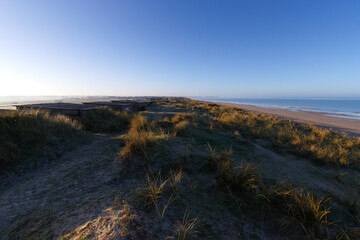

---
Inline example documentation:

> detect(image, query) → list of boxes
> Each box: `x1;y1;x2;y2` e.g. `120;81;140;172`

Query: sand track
0;134;122;238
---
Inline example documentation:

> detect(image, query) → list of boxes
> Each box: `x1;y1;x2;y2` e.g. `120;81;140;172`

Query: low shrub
217;160;259;193
119;114;167;162
214;148;258;193
261;184;331;238
80;107;131;133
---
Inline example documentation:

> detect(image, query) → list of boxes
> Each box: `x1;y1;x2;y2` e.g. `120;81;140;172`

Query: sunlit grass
171;99;360;168
119;114;167;162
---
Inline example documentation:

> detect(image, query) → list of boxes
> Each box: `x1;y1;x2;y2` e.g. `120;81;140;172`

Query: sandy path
0;134;121;238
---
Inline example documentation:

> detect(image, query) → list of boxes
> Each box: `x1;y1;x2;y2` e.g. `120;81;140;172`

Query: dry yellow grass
171;209;200;240
61;201;143;240
136;174;169;210
175;100;360;168
119;114;167;162
167;169;185;193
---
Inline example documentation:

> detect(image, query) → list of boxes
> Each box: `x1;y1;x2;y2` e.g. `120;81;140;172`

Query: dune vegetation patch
119;114;168;163
80;107;132;133
147;98;360;239
1;98;360;239
173;99;360;168
0;110;82;172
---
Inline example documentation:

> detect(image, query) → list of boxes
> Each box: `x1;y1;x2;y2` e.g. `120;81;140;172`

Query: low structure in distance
111;99;153;110
14;98;155;117
15;103;100;117
82;101;134;111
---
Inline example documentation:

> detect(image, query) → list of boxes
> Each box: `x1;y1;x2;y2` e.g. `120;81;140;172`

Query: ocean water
195;98;360;120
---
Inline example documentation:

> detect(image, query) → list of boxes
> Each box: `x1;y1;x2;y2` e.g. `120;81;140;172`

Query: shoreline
203;100;360;137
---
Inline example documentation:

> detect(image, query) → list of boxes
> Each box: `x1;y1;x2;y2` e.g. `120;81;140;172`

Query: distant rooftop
15;103;99;110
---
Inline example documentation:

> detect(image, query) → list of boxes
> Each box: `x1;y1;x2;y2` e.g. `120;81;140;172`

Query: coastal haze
0;96;160;110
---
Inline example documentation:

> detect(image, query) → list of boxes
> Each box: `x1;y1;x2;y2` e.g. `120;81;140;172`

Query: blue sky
0;0;360;97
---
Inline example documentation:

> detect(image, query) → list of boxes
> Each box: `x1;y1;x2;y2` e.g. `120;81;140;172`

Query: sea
193;98;360;121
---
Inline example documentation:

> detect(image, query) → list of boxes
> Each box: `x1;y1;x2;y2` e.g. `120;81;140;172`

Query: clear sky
0;0;360;98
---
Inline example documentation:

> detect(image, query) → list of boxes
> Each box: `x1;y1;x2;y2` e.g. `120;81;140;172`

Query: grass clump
217;159;259;193
136;174;169;210
210;147;259;193
60;200;141;240
119;114;167;162
80;107;132;133
0;110;81;172
173;121;189;136
261;184;331;238
167;169;185;193
171;210;200;240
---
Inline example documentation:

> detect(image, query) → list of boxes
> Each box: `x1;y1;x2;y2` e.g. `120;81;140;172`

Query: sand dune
208;101;360;137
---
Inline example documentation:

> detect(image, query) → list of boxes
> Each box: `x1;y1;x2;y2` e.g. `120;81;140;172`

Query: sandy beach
206;101;360;137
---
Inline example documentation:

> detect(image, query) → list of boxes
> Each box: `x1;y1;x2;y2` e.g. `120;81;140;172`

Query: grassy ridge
80;107;132;133
0;110;81;172
0;107;132;173
169;99;360;168
145;98;359;239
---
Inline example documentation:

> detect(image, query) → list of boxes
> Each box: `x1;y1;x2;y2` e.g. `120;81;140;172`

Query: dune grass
217;159;259;193
61;201;139;240
119;114;168;162
172;209;200;240
167;169;185;193
172;99;360;168
136;173;169;210
260;184;331;238
158;99;359;238
0;110;82;172
80;107;132;133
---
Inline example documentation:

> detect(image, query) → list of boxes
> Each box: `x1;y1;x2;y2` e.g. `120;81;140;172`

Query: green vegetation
0;110;81;172
1;98;359;239
80;107;132;133
217;158;259;193
0;107;132;173
180;99;360;168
